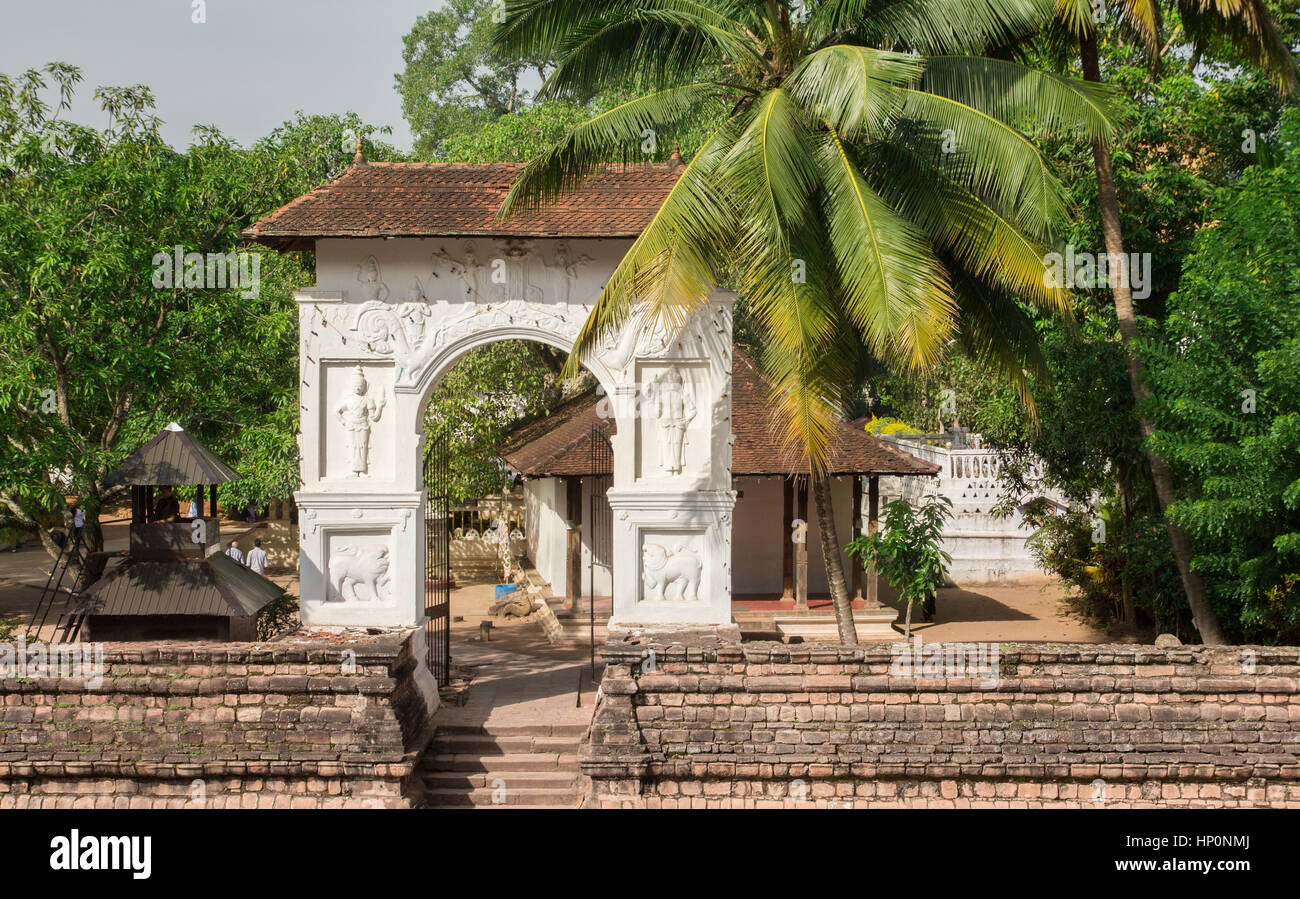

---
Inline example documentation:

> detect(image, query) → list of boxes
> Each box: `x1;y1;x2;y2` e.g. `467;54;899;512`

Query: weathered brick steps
420;723;586;808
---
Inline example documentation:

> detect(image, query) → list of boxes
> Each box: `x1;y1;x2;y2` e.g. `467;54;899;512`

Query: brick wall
582;641;1300;808
0;630;438;808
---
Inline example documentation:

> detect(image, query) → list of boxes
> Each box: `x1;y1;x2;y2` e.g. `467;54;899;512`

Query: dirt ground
908;578;1114;643
446;576;1117;649
0;510;1115;645
449;583;592;662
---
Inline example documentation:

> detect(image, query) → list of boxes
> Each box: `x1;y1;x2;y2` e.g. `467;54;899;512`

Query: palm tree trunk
1079;33;1225;644
904;599;913;640
1116;474;1136;627
811;468;858;645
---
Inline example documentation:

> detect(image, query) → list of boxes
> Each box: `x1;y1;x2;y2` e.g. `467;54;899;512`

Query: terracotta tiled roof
730;350;939;477
500;391;615;478
241;161;684;250
501;349;939;478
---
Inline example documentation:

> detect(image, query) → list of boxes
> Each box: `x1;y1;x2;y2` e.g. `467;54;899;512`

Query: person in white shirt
224;541;244;565
246;539;269;576
187;497;199;519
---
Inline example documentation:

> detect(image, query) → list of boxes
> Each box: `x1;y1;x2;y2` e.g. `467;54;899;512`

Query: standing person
152;486;180;522
246;538;268;576
224;541;244;565
72;506;85;543
187;495;199;519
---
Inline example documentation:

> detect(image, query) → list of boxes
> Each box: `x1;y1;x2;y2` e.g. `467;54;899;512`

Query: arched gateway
244;160;736;643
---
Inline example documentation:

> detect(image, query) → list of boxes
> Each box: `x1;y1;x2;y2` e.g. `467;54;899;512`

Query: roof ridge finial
669;141;682;167
353;129;365;166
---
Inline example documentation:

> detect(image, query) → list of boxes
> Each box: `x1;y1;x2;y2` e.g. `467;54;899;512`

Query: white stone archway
293;235;736;637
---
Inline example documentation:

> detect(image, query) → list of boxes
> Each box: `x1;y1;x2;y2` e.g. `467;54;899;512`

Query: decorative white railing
878;435;1056;511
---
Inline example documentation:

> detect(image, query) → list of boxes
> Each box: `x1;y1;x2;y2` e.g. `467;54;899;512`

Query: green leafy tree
440;98;593;161
1143;109;1300;642
0;64;398;554
1045;0;1298;644
849;494;953;637
494;0;1111;643
424;342;574;500
398;0;555;158
977;26;1296;638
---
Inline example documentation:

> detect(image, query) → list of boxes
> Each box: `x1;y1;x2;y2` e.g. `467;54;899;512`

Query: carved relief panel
634;361;710;482
324;529;393;604
321;361;394;481
639;530;707;604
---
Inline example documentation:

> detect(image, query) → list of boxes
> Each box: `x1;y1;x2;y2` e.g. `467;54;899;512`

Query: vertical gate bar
588;419;613;678
423;424;453;687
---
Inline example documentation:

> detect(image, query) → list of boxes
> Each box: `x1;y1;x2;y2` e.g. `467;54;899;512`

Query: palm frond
863;143;1071;314
950;271;1051;421
540;6;761;99
499;83;721;217
784;44;922;141
1176;0;1298;93
920;56;1114;141
895;87;1073;240
562;115;740;375
720;91;848;465
817;129;955;370
811;0;1060;54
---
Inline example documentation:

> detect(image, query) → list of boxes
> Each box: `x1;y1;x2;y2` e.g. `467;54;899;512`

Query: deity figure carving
642;542;702;602
652;368;696;475
433;242;501;303
335;366;386;476
403;276;425;303
545;241;594;307
501;241;545;303
355;255;389;302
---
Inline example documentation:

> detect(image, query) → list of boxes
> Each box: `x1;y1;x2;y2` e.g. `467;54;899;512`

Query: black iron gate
423;427;452;686
589;420;613;673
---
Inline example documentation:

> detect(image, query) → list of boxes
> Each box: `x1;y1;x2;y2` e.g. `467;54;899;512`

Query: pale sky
0;0;437;151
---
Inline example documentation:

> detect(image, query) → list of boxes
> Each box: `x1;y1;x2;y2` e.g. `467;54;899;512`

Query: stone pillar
605;294;738;639
294;288;426;628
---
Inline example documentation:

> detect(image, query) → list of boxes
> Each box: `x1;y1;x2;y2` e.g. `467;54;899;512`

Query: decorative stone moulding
295;492;422;627
296;238;737;636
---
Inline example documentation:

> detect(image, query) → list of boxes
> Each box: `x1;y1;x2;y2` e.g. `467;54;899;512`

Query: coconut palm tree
494;0;1112;644
1050;0;1296;644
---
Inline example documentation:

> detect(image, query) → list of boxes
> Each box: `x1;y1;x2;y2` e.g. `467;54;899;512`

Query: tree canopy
0;63;398;551
1144;108;1300;642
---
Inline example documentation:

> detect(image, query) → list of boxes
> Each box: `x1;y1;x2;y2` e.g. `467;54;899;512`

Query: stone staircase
419;722;589;808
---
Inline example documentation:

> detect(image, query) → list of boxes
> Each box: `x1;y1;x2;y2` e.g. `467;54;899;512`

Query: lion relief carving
641;542;702;602
329;544;392;602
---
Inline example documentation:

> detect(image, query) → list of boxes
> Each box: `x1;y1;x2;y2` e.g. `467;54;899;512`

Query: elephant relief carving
329;544;392;602
642;542;702;602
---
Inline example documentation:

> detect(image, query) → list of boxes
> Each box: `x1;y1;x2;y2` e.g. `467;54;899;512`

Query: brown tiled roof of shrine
500;391;615;479
103;423;240;487
241;161;684;251
729;350;939;477
501;349;939;478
